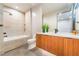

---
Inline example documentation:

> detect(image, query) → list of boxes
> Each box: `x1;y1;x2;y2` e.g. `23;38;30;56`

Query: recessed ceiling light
32;12;36;16
15;6;18;9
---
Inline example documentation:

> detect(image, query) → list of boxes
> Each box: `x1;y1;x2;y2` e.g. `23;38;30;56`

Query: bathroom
0;3;43;55
0;3;79;56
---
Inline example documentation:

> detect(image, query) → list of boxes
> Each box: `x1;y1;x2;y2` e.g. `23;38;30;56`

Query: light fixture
15;6;18;9
59;13;62;16
32;12;36;16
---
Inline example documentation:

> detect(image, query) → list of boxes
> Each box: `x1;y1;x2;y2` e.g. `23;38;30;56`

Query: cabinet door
55;36;64;56
41;35;51;51
46;36;54;53
50;36;58;55
36;34;42;48
36;34;51;51
36;34;64;56
73;39;79;56
51;36;64;56
64;38;74;56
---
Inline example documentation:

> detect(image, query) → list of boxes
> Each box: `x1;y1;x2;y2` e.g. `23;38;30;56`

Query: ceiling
3;3;39;13
3;3;72;14
41;3;72;15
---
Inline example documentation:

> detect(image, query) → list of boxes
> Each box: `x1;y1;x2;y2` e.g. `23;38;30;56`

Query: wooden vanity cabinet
36;34;42;48
56;37;64;56
49;36;64;56
36;34;64;56
64;38;79;56
36;34;79;56
64;38;74;56
73;39;79;56
36;34;53;52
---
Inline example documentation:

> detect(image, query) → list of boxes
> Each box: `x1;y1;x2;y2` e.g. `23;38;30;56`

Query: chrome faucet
3;32;7;37
55;29;58;33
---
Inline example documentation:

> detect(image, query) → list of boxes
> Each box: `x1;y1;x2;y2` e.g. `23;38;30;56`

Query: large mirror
75;3;79;32
42;3;79;33
57;10;73;33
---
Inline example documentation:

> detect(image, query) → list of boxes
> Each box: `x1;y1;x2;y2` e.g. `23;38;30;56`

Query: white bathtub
4;35;29;42
1;35;30;54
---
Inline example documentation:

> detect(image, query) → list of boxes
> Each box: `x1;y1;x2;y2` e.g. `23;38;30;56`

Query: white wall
25;10;32;37
32;6;42;36
0;7;29;55
43;12;57;32
0;4;3;42
0;4;4;55
3;7;25;37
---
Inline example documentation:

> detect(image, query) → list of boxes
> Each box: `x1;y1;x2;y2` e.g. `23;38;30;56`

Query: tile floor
1;45;55;56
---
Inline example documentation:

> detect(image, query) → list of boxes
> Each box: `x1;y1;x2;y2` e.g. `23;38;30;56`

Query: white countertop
37;32;79;39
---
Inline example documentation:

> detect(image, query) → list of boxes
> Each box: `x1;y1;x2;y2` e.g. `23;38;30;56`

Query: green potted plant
42;24;46;33
42;24;49;33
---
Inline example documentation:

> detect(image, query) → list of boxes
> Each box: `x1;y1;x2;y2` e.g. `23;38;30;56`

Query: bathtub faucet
3;32;7;37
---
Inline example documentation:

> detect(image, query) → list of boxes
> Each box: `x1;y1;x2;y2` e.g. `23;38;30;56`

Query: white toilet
27;35;36;50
